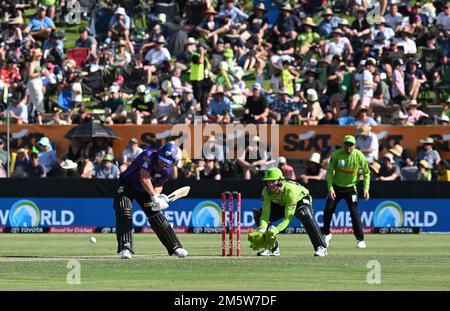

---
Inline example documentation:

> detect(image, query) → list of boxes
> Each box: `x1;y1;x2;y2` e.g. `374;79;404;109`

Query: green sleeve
274;187;297;233
360;153;370;192
326;154;337;192
258;189;271;232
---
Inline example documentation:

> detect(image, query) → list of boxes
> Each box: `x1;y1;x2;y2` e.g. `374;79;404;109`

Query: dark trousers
323;185;364;241
191;80;211;114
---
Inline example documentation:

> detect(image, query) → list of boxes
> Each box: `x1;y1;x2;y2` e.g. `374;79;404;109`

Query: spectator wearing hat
351;6;372;42
418;160;432;181
26;48;45;124
300;153;325;184
142;36;171;84
373;17;395;47
406;100;429;124
42;30;65;62
120;138;143;173
389;144;410;168
103;84;127;125
391;58;406;105
325;28;353;57
152;89;178;124
437;113;450;125
378;153;401;181
37;136;58;174
391;109;413;126
276;156;295;180
398;27;417;55
272;3;300;40
269;88;300;125
218;0;248;25
23;6;56;41
415;137;441;170
76;27;97;59
247;2;269;40
351;58;377;113
178;37;198;66
353;40;376;69
178;87;199;124
131;85;154;125
301;89;324;125
354;105;378;127
404;59;427;101
318;8;341;38
94;154;120;179
57;159;79;178
12;148;30;176
196;7;229;47
25;152;46;178
356;124;379;164
318;107;339;125
111;40;131;68
207;86;233;123
298;17;321;55
242;83;269;124
384;3;404;32
108;7;131;43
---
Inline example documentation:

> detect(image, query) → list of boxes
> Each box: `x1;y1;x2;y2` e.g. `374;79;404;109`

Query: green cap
263;167;284;181
103;154;114;162
223;48;234;58
344;135;356;145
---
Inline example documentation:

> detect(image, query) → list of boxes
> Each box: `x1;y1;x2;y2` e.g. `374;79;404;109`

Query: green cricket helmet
263;167;284;181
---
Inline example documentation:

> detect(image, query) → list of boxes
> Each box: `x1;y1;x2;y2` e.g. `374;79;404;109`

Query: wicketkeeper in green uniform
248;167;328;257
323;135;370;249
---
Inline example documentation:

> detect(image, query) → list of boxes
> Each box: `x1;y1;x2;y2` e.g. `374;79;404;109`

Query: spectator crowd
0;0;449;181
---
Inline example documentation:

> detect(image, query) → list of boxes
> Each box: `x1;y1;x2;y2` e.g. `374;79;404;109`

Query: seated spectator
354;105;378;127
131;85;154;125
77;159;94;179
23;6;56;41
389;144;410;168
418;160;432;181
236;135;269;180
391;110;414;126
272;3;299;40
218;0;248;25
203;135;225;163
318;107;339;125
369;161;381;180
299;70;323;104
356;124;379;164
406;100;429;124
300;153;324;184
415;137;441;170
195;7;230;47
108;7;131;42
405;59;426;100
301;89;324;125
104;85;127;124
247;2;269;40
437;114;450;125
436;160;450;181
277;156;296;180
207;87;233;123
269;88;300;125
110;40;131;68
179;162;197;180
4;92;28;124
391;59;406;105
242;83;269;124
58;159;79;178
13;148;29;175
86;137;113;165
75;27;97;60
318;8;341;39
196;156;221;180
37;136;58;175
152;89;178;124
21;151;45;177
378;153;401;181
42;30;64;63
178;87;199;125
143;36;171;84
120;138;143;172
94;154;120;179
0;138;7;169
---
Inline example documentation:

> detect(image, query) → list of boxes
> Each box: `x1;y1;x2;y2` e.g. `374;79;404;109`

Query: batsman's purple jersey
120;148;172;192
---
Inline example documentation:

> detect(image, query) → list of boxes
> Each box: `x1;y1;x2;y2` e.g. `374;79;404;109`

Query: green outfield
0;234;449;291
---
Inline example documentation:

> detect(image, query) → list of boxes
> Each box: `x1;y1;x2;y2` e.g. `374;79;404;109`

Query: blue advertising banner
0;197;449;232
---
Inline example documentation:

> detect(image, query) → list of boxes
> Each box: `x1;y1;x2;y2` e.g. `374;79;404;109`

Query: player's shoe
120;249;132;259
257;244;280;257
314;246;328;257
324;234;332;247
357;240;367;249
174;248;189;258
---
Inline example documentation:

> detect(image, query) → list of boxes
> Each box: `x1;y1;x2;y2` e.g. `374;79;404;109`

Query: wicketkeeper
323;135;370;249
114;143;188;259
248;167;328;257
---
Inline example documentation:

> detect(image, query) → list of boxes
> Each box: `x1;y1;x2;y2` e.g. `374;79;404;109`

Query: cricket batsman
248;167;328;257
323;135;370;249
114;143;188;259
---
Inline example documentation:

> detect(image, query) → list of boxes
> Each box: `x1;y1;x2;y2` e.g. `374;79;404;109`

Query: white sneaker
257;245;280;257
324;234;332;247
120;249;132;259
357;240;367;249
314;246;328;257
174;248;189;258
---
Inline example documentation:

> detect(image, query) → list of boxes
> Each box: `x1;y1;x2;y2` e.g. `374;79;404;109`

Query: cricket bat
167;186;190;202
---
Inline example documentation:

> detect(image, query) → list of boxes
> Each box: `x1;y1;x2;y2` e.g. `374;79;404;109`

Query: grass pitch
0;234;449;291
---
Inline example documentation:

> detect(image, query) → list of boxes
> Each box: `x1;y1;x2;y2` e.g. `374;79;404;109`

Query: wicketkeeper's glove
263;225;278;249
248;232;265;251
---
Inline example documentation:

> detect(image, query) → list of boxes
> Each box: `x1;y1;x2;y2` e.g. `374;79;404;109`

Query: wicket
221;191;241;256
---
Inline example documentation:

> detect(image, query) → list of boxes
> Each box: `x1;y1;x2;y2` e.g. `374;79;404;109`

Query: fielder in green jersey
248;167;328;257
323;135;370;249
